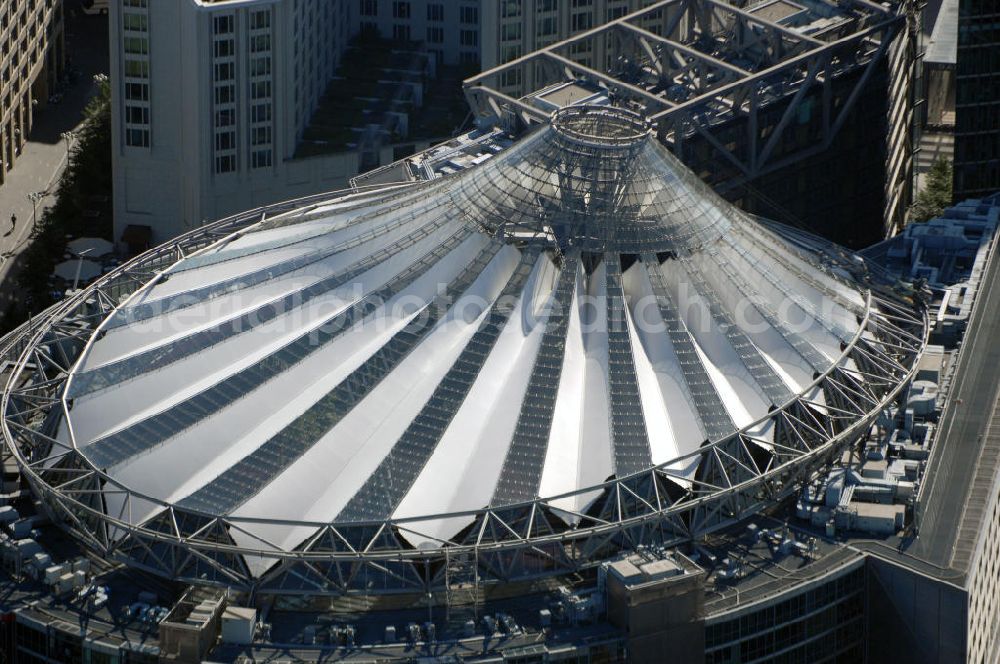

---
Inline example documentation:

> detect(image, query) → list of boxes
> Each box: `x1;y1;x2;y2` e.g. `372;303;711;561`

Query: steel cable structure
1;107;925;597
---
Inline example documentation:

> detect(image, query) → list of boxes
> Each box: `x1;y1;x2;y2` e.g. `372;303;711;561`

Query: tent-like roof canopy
41;107;922;580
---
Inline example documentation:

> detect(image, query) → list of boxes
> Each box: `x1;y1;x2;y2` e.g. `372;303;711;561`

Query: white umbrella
67;237;114;257
53;259;101;282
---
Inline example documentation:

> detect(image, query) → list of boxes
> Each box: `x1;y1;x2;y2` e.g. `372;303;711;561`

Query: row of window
502;0;627;17
248;7;274;170
212;11;237;174
292;0;346;138
359;1;478;24
122;1;150;149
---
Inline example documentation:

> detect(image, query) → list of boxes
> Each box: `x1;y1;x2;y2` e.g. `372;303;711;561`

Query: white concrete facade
110;0;665;246
109;0;354;248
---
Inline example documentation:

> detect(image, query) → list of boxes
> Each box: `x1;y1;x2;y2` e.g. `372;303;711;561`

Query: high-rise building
353;1;654;70
8;107;1000;664
480;0;655;81
0;0;64;185
110;0;662;247
355;0;484;66
465;0;921;247
953;0;1000;200
109;0;352;246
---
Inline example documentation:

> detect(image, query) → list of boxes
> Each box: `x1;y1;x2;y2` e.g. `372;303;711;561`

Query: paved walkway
0;5;108;316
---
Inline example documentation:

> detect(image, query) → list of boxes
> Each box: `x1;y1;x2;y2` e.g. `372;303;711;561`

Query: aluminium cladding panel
175;240;505;515
866;556;967;664
334;249;541;523
79;224;476;469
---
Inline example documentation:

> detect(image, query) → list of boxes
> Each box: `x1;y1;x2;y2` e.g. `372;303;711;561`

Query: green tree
910;157;953;222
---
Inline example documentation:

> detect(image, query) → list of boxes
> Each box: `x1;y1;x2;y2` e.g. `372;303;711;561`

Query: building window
126;128;149;147
215;86;233;104
537;16;556;37
501;22;522;42
213;15;234;34
216;154;236;173
212;11;238;174
122;1;151;150
250;126;271;146
392;1;410;19
250;104;270;123
393;24;411;40
215;131;235;151
125;82;148;101
250;34;271;53
250;56;270;76
214;62;234;81
501;1;522;18
250;10;270;30
427;27;444;43
360;0;377;16
460;30;478;47
427;3;444;21
123;59;149;78
246;8;273;172
123;13;147;31
250;81;271;99
501;45;522;63
501;68;522;88
459;6;478;24
571;11;593;31
214;40;233;58
251;149;272;169
126;105;149;124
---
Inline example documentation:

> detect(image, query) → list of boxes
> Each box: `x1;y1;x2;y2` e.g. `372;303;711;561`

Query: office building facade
109;0;352;246
953;0;1000;200
0;0;64;185
355;0;653;69
111;0;663;247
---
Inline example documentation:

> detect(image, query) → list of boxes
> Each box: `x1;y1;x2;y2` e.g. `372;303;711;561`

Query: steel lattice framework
464;0;912;199
0;183;925;599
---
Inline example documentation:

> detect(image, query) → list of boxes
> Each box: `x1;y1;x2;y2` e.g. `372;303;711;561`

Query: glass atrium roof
59;106;879;569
